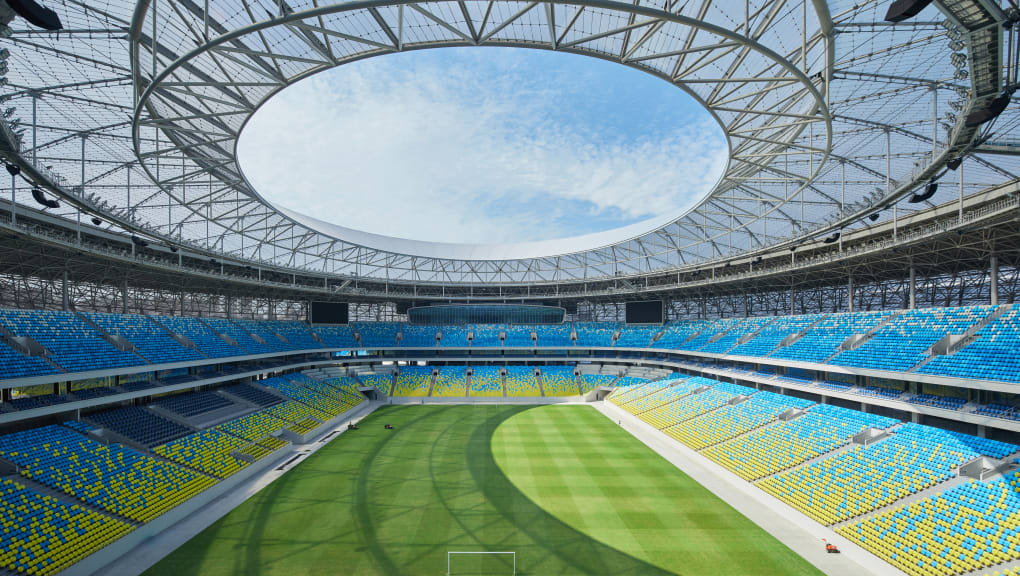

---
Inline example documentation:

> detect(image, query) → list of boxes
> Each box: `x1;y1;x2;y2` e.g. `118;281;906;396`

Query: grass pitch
145;405;820;575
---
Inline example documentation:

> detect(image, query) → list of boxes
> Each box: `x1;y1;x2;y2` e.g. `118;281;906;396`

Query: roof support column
908;263;916;310
990;249;999;306
122;279;128;314
848;274;854;314
61;269;69;312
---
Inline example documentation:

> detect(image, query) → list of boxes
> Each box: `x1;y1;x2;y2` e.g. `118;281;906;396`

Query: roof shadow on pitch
141;404;673;575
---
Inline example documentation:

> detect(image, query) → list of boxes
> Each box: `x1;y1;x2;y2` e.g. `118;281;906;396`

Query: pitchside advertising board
625;300;663;324
310;301;349;324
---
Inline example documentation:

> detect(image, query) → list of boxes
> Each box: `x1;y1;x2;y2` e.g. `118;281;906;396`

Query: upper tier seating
392;367;432;396
432;367;467;397
86;406;192;447
534;324;573;347
703;403;898;480
614;326;661;348
230;320;292;352
152;315;242;358
759;423;1017;524
672;318;739;351
699;317;774;354
222;383;284;407
829;306;995;372
730;314;822;358
438;326;469;347
310;325;359;348
469;366;503;397
0;309;142;373
262;321;320;350
539;366;577;396
202;317;277;355
153;391;233;418
920;303;1020;382
469;324;503;347
0;425;214;522
503;325;535;347
0;339;56;379
837;471;1020;576
573;322;618;347
650;319;712;349
0;477;132;576
771;310;893;363
400;325;437;347
353;322;400;347
504;366;540;396
667;391;814;450
83;312;205;364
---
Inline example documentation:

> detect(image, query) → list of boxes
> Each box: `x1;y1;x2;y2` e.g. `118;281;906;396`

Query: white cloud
238;50;728;244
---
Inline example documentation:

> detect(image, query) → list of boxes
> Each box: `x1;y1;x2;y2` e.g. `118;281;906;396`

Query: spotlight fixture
909;181;938;203
950;52;968;68
949;100;964;112
948;39;966;52
884;0;933;22
964;89;1013;127
6;0;64;30
953;68;969;81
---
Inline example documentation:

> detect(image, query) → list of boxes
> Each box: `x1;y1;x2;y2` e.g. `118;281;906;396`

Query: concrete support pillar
121;280;128;314
990;252;999;306
226;296;233;319
790;288;795;315
977;425;986;438
61;270;69;311
908;264;916;310
911;412;920;423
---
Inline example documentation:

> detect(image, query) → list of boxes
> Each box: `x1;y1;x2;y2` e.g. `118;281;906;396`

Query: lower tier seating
392;367;432;396
154;428;248;479
0;425;214;523
759;424;1017;525
703;404;898;480
539;367;577;396
432;367;467;397
0;478;133;576
469;367;503;397
357;373;394;395
504;367;540;396
838;471;1020;576
667;391;814;450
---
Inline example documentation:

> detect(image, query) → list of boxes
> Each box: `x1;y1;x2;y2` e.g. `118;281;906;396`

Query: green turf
144;405;821;575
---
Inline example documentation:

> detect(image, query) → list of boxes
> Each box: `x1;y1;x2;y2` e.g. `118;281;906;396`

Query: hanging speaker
909;181;938;203
5;0;63;30
884;0;933;22
90;216;102;226
964;91;1012;127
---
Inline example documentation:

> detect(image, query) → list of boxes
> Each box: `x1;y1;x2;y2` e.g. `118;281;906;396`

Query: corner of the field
593;400;906;576
62;399;383;576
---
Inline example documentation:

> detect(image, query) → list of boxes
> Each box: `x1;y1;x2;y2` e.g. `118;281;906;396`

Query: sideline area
595;400;903;576
82;400;382;576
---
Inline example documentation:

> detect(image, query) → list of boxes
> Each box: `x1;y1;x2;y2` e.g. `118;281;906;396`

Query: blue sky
238;47;727;244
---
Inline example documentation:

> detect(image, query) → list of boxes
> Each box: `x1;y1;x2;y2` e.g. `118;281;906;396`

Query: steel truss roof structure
1;0;1018;286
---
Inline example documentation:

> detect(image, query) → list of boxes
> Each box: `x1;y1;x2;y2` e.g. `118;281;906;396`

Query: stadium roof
2;0;1019;284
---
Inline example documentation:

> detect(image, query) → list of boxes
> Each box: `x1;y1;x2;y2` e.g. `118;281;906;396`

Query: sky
238;47;728;245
